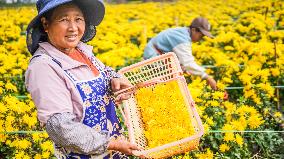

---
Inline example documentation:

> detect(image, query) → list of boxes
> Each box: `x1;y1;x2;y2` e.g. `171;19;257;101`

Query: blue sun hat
26;0;105;54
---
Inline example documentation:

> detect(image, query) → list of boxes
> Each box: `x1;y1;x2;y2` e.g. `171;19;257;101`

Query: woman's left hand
111;78;132;104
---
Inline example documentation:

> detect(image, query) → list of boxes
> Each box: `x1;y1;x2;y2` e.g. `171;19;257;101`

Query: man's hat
26;0;105;54
190;17;213;38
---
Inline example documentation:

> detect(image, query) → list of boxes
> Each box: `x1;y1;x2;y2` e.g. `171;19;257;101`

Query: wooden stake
274;40;280;110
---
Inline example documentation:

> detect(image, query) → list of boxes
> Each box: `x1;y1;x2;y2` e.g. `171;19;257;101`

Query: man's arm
172;43;217;90
173;43;208;79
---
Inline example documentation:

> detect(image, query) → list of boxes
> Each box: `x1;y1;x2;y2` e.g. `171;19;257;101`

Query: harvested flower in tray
135;80;195;148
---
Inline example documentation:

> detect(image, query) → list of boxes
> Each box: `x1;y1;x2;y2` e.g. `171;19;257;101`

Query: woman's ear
41;17;49;32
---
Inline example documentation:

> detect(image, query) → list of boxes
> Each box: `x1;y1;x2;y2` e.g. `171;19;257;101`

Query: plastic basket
119;52;183;85
117;53;204;158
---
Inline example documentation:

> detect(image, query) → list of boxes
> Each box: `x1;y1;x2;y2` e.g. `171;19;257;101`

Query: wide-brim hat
26;0;105;54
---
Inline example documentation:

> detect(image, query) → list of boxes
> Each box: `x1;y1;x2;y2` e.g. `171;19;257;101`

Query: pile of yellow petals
135;80;195;148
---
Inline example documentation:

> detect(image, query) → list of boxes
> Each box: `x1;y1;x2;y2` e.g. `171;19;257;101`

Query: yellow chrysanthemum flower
274;112;282;118
219;143;230;152
195;148;214;159
235;134;244;147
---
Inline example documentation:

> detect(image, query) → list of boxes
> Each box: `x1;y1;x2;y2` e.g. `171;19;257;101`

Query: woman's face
42;3;85;53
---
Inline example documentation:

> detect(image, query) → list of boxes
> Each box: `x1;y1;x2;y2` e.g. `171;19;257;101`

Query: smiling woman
24;0;139;158
40;3;86;54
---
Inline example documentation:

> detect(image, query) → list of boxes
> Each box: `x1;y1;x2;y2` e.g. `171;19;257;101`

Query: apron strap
90;56;105;72
63;70;78;83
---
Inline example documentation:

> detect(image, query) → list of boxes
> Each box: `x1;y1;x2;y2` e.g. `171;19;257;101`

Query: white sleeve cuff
201;73;208;80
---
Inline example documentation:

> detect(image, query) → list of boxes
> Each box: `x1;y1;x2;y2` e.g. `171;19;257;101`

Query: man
143;17;217;90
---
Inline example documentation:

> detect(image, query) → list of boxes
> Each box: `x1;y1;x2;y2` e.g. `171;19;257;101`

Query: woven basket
117;53;204;158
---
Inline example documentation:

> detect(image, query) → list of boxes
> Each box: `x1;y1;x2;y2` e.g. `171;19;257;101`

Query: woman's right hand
107;139;140;155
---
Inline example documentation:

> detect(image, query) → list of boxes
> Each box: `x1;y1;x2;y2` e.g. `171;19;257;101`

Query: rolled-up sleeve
173;43;208;79
25;60;73;124
46;112;109;154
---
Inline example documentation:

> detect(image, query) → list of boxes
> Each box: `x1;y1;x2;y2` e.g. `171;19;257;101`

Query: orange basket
117;53;204;158
119;52;183;85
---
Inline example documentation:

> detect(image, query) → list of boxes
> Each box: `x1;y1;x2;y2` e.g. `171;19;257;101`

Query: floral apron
33;54;128;159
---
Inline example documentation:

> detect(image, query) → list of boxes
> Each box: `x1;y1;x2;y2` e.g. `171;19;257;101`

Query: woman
25;0;139;158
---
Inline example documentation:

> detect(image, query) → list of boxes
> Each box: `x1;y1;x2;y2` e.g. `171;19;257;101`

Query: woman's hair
42;8;55;22
38;7;55;42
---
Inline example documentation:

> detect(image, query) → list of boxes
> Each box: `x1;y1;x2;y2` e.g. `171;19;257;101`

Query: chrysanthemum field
0;0;283;158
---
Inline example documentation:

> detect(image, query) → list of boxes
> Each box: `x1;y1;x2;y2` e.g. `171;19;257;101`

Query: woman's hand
111;78;132;104
107;139;140;155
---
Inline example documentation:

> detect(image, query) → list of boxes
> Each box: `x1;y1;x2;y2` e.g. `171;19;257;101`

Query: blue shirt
143;27;191;59
143;27;208;79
